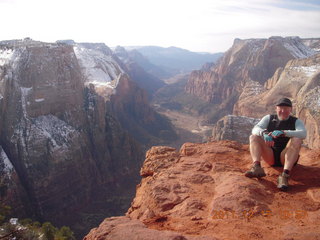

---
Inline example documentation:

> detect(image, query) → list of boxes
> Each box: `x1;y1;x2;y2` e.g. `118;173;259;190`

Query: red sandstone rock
84;141;320;240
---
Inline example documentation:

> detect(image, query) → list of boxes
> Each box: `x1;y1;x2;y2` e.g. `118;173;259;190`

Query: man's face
276;106;292;120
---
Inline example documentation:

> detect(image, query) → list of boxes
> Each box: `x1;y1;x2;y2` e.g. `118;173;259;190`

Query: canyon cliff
0;39;176;236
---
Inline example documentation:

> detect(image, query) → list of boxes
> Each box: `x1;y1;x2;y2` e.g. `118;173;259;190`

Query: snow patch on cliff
20;87;32;117
0;146;14;174
35;98;45;102
283;40;316;59
74;44;124;89
0;48;14;66
238;80;265;100
292;65;320;77
34;115;77;150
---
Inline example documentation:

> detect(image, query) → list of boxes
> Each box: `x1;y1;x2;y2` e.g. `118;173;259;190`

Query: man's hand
271;130;285;138
263;133;274;147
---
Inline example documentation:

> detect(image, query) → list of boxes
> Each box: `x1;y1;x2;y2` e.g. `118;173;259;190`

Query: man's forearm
284;119;307;139
252;115;270;136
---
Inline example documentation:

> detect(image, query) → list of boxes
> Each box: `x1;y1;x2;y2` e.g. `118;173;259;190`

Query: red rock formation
84;141;320;240
185;37;316;123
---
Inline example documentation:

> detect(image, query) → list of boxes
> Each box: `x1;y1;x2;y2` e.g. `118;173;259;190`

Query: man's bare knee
289;137;302;149
250;134;262;143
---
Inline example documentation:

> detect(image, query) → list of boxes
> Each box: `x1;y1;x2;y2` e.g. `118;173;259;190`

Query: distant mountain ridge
120;46;223;79
113;46;166;95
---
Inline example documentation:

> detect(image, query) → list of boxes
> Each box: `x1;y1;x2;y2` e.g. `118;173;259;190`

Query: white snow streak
0;147;14;173
283;41;316;59
0;48;14;66
292;65;320;77
34;115;76;150
35;98;45;102
20;87;32;117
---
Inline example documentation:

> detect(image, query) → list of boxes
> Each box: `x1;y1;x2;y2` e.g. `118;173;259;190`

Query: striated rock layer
85;141;320;240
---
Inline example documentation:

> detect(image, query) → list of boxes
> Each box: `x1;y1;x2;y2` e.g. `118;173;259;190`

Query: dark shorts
271;147;299;167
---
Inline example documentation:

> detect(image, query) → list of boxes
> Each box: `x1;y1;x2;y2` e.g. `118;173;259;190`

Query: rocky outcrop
0;39;176;237
211;115;259;144
234;53;320;148
85;141;320;240
185;37;316;122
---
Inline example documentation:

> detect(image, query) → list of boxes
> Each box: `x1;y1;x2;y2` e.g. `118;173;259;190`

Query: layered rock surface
85;141;320;240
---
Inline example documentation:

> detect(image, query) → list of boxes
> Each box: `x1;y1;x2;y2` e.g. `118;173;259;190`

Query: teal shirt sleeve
252;115;270;136
284;119;307;139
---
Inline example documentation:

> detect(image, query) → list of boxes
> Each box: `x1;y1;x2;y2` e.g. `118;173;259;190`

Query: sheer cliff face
185;37;316;112
0;39;176;233
0;43;96;220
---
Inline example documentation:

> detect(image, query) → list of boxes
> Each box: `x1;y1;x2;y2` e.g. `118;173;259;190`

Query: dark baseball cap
276;98;292;107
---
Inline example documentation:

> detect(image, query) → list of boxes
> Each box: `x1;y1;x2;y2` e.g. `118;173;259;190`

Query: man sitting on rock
244;98;307;191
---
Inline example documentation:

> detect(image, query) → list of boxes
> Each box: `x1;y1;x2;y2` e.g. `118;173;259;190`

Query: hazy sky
0;0;320;52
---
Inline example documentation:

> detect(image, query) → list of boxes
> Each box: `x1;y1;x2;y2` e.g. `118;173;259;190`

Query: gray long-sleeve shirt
252;114;307;139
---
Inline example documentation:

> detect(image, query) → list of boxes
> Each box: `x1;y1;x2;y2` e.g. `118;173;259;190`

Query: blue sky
0;0;319;52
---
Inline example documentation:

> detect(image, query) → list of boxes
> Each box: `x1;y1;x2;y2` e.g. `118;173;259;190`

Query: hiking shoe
277;172;290;191
244;165;266;178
